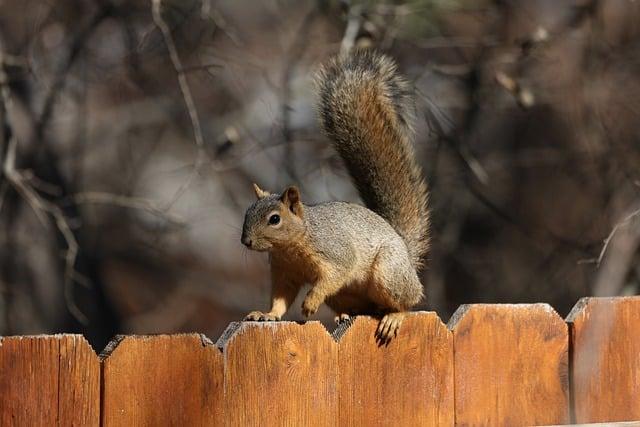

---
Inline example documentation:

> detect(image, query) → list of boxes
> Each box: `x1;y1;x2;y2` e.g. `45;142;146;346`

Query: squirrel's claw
244;311;280;322
375;312;405;345
334;313;351;325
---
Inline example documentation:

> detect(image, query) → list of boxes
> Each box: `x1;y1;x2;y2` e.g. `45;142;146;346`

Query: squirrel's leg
369;245;423;343
245;271;301;321
302;273;346;318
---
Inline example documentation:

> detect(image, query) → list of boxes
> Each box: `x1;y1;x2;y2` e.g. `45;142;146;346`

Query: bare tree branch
596;207;640;267
340;4;363;55
593;207;640;296
152;0;207;209
280;6;318;183
36;3;113;139
3;136;86;324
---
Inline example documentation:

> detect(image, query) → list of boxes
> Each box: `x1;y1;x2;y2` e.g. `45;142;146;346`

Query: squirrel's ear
253;183;270;199
280;186;304;217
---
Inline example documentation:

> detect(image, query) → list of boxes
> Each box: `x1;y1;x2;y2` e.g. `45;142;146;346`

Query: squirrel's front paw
244;311;280;321
301;294;321;318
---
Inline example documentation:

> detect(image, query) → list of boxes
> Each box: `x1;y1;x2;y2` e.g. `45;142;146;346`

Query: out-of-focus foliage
0;0;638;349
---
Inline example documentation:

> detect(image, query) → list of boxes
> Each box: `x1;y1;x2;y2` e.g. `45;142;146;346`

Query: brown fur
242;50;431;340
316;49;430;269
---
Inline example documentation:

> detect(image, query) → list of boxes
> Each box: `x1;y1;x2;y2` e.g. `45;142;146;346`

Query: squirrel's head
241;184;305;252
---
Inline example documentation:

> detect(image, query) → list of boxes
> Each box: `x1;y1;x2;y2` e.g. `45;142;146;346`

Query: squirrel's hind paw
244;311;280;321
375;312;407;345
333;313;351;325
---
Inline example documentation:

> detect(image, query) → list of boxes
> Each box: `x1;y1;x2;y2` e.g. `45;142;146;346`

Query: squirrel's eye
268;214;281;225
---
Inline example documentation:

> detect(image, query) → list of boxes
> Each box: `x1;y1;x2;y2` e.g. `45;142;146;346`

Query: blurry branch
0;50;8;214
517;26;549;54
0;54;29;70
201;3;242;47
495;71;535;109
200;0;211;16
152;0;204;150
2;136;87;324
20;170;63;196
0;48;14;333
36;3;113;139
70;191;185;225
0;182;7;214
281;6;318;183
340;4;363;55
492;26;551;110
593;207;640;296
595;207;640;267
179;62;223;74
428;63;473;77
152;0;206;208
423;45;587;255
420;86;490;186
1;46;89;324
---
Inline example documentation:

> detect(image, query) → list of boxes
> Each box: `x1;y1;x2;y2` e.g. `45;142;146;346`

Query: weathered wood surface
335;312;453;426
2;298;640;426
218;321;337;427
449;304;569;426
101;333;223;426
568;297;640;423
0;334;100;426
543;423;640;427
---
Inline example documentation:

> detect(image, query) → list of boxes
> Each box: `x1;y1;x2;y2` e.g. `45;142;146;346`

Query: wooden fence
0;297;639;426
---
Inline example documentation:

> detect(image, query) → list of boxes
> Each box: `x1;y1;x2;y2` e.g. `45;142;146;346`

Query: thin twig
0;182;7;214
1;45;88;323
201;5;243;47
3;136;87;324
0;49;8;215
280;6;317;183
152;1;204;150
152;0;207;209
36;4;112;139
596;207;640;267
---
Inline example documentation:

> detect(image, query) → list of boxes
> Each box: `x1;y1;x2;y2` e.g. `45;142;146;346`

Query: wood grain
101;333;223;426
219;321;337;427
336;313;454;426
567;296;640;423
449;304;569;426
0;334;100;426
542;423;640;427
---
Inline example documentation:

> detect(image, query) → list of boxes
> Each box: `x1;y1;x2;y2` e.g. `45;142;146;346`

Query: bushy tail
317;49;430;269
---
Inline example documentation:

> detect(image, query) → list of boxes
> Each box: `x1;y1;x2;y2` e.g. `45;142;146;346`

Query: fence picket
101;333;223;426
1;298;639;425
0;334;100;426
449;304;569;426
218;321;337;427
568;296;640;423
336;313;454;426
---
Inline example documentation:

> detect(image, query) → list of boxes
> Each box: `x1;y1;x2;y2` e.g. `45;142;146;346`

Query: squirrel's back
316;50;430;269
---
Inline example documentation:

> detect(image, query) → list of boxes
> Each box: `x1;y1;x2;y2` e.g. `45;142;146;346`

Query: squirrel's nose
241;235;252;248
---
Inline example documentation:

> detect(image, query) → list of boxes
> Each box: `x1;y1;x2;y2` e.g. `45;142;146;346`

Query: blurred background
0;0;639;350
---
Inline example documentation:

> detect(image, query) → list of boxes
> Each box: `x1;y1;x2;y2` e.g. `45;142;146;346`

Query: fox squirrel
241;49;430;341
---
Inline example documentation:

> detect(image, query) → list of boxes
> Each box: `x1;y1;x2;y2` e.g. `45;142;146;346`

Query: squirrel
240;49;430;341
